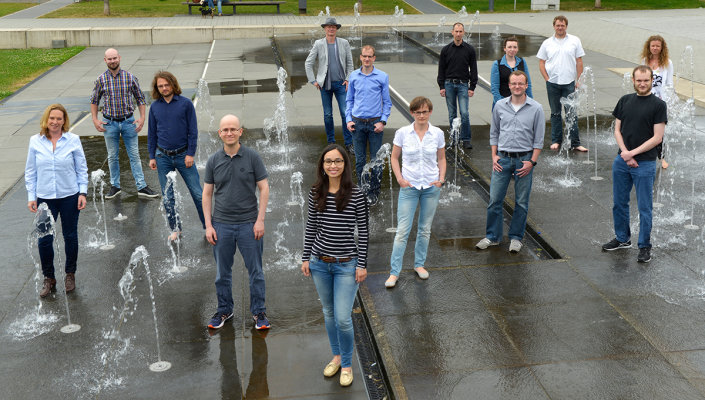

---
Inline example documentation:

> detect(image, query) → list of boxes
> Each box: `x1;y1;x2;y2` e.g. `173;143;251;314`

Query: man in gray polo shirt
476;71;544;254
203;114;271;331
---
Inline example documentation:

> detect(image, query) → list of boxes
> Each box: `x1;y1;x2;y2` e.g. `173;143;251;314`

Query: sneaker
463;141;473;149
208;311;233;329
346;143;355;155
253;312;271;330
601;238;631;251
105;186;121;199
637;247;652;263
509;239;522;253
137;186;159;198
476;238;499;250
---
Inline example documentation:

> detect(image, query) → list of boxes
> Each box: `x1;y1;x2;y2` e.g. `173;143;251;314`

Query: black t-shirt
612;93;667;161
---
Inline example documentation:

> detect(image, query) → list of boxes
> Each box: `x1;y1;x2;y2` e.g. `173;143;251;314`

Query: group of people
23;16;671;390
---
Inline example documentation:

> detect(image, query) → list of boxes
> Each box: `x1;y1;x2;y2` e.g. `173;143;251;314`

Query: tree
104;0;110;15
595;0;601;7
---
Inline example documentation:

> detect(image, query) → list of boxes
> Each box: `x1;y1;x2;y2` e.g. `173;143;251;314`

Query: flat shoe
323;361;340;377
414;267;429;280
340;370;353;387
384;275;398;288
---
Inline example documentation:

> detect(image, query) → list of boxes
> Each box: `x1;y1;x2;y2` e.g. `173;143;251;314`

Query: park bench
182;0;285;15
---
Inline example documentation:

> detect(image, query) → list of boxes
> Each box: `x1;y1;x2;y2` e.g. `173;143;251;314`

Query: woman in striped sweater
301;143;369;387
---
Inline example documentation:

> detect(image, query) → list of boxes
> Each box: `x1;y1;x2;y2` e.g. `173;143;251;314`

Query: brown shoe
40;278;56;298
65;273;75;293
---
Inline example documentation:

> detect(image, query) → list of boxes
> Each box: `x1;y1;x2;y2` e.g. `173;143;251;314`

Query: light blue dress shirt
25;131;88;201
345;67;392;123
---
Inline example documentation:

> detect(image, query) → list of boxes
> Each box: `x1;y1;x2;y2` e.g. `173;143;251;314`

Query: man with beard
601;65;666;263
90;48;158;199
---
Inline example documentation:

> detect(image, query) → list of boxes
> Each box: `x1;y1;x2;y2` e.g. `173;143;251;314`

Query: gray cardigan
304;37;354;87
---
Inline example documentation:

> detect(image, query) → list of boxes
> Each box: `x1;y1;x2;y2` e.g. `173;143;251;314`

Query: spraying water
88;169;115;250
161;171;186;273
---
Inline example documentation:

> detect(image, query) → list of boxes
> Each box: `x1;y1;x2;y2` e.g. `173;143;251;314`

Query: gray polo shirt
204;145;268;224
489;96;545;152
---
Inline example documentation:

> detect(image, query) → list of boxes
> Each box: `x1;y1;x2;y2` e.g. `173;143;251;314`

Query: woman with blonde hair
25;104;88;297
641;35;673;168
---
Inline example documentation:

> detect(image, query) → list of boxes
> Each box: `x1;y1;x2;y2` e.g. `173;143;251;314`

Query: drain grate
353;296;392;400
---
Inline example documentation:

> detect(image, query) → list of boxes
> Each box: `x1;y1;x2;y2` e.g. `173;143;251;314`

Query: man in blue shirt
346;45;392;205
147;71;205;241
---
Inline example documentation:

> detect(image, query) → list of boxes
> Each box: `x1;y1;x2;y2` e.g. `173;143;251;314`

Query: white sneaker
476;238;499;250
509;239;522;253
385;275;398;288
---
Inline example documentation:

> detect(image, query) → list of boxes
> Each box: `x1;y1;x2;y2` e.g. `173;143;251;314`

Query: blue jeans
309;256;359;368
352;118;384;197
213;221;266;316
36;193;80;280
103;115;147;190
390;186;441;276
155;149;205;231
546;81;580;146
486;154;534;242
444;81;471;142
206;0;222;13
611;156;656;249
320;81;352;145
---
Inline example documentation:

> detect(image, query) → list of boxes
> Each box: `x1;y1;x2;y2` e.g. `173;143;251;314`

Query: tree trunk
103;0;110;16
595;0;601;8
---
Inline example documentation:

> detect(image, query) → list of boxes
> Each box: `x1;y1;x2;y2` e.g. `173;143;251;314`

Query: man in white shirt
537;15;587;152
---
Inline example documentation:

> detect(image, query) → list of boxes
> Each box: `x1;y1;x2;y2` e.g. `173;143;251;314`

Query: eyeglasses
220;127;242;134
509;82;527;86
323;159;344;166
412;110;430;115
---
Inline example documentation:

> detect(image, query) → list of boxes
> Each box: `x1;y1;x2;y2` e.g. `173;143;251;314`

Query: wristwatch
530;160;537;167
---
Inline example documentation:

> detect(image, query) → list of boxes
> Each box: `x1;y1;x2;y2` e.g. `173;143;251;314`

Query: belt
500;151;531;158
158;145;187;156
445;79;468;84
352;116;381;123
103;113;133;122
319;256;353;263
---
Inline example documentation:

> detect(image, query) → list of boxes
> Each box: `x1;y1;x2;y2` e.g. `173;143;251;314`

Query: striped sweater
302;186;369;268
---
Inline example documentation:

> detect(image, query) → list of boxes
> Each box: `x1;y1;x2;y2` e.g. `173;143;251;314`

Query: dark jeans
546;81;580;146
320;80;353;145
155;149;206;231
352;118;384;197
612;156;656;249
444;80;471;142
37;193;81;279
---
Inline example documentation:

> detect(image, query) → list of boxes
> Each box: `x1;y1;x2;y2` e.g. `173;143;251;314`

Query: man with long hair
147;71;205;241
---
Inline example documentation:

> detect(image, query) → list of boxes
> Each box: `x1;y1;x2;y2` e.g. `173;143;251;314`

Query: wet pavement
2;21;705;400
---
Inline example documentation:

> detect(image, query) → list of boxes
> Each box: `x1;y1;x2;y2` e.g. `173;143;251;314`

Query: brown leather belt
352;116;380;123
320;256;352;263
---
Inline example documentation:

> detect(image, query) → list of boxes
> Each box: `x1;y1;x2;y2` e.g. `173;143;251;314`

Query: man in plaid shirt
90;48;158;199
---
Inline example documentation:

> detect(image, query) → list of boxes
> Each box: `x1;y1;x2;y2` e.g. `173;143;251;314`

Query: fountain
390;6;405;54
349;2;362;44
448;118;462;197
434;16;447;46
262;67;292;170
360;143;392;209
89;169;115;250
386;155;397;233
161;171;187;273
490;25;501;41
286;171;304;207
195;78;219;169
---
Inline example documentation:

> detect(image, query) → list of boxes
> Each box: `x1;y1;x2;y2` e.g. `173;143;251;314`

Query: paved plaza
1;5;705;399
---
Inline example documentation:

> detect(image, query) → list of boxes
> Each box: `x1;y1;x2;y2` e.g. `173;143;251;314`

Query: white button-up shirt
393;123;445;189
25;131;88;201
536;34;585;85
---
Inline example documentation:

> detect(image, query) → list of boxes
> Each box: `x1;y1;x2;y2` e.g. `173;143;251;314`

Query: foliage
0;47;85;100
0;2;34;17
43;0;417;18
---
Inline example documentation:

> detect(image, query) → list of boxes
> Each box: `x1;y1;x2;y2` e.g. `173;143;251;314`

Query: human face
156;78;173;99
509;74;528;97
360;49;375;69
219;117;242;146
553;20;567;38
47;109;65;135
322;149;345;179
104;50;120;71
633;70;652;96
412;105;431;124
452;24;465;43
504;40;518;58
649;40;662;57
324;25;338;37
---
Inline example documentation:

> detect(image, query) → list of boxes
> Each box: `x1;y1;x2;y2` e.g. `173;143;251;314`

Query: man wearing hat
305;17;355;153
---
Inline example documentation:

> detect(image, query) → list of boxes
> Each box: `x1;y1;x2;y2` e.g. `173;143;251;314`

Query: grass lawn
437;0;705;12
0;2;35;17
42;0;417;18
0;47;85;100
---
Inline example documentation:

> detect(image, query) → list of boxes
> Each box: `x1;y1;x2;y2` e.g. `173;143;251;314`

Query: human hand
397;178;411;188
185;155;194;168
440;89;446;97
77;195;87;210
253;220;265;240
347;121;355;132
373;122;384;133
492;154;502;172
28;201;37;213
468;89;475;97
149;159;157;170
93;119;106;132
516;161;533;177
301;261;310;277
205;226;217;245
135;118;145;133
313;82;321;90
355;268;367;283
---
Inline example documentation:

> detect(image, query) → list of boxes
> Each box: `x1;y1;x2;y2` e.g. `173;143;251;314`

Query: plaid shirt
89;69;146;118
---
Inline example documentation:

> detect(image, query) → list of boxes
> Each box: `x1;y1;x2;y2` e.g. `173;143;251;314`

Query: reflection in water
218;328;269;399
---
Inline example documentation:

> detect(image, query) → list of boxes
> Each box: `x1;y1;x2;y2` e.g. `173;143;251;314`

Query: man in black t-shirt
602;65;667;263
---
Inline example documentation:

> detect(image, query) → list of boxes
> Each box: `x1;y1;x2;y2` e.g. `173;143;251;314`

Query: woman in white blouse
641;35;673;168
25;104;88;298
385;96;446;288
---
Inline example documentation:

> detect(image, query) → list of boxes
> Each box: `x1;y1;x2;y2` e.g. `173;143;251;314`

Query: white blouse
393;123;445;189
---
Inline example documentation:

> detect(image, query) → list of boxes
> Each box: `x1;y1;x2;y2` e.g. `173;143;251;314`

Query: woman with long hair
25;104;88;297
641;35;673;168
385;96;446;288
301;144;369;387
490;36;533;109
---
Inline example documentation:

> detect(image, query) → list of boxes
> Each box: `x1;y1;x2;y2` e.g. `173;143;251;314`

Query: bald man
90;48;158;199
203;115;271;331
